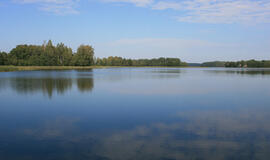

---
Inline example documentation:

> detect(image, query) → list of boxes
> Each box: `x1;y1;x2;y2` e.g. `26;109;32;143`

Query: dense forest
201;61;225;67
201;60;270;68
96;57;187;66
0;41;187;67
1;41;270;68
0;40;94;66
224;60;270;68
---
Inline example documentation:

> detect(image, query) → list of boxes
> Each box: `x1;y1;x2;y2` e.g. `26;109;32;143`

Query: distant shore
0;66;108;72
0;65;199;72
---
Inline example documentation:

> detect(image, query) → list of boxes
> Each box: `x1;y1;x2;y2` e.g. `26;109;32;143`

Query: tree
201;61;225;67
9;45;30;65
72;45;94;66
0;41;192;67
41;40;58;66
55;43;73;66
0;52;8;65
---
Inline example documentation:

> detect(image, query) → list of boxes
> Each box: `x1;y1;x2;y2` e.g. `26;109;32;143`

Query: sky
0;0;270;62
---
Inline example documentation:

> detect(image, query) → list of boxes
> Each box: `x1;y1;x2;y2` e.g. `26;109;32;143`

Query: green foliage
201;61;225;67
0;51;8;65
72;45;94;66
96;56;133;66
55;43;73;66
2;41;270;68
225;60;270;68
1;40;186;67
201;60;270;68
4;40;94;66
96;56;187;67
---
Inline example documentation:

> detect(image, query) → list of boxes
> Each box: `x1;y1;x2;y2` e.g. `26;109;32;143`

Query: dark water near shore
0;68;270;160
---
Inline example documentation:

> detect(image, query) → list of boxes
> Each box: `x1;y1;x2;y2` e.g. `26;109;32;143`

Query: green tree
72;45;94;66
9;45;31;65
55;43;73;66
40;40;58;66
0;52;8;65
201;61;225;67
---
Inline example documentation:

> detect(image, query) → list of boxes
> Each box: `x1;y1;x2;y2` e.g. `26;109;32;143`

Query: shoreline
0;65;199;72
2;66;269;72
0;66;108;72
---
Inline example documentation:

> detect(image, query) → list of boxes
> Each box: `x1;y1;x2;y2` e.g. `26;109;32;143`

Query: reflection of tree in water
97;68;183;83
10;78;72;98
77;78;94;92
42;78;73;97
0;78;8;90
7;77;94;98
205;69;270;76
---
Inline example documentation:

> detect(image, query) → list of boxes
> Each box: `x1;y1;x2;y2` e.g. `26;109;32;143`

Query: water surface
0;68;270;160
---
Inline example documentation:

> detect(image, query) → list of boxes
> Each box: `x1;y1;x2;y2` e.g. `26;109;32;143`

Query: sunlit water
0;68;270;160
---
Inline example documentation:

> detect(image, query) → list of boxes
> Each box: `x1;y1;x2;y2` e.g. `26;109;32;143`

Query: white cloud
101;0;270;23
101;0;154;7
152;1;182;10
14;0;79;15
152;0;270;24
13;0;270;22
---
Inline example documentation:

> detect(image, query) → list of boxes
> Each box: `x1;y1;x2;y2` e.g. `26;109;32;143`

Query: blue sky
0;0;270;62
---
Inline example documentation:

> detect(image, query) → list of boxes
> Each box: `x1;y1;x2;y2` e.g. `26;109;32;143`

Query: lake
0;67;270;160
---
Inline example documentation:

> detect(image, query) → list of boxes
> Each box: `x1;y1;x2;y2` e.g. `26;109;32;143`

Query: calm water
0;68;270;160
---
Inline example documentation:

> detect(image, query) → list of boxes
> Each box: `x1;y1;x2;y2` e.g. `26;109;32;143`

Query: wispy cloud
101;0;154;7
152;1;181;10
102;0;270;24
14;0;80;15
12;0;270;23
152;0;270;24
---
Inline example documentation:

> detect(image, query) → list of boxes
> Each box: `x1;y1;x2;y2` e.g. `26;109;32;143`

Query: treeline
0;51;8;65
201;60;270;68
96;57;187;66
225;60;270;68
0;40;94;66
0;41;187;67
201;61;225;67
2;41;270;68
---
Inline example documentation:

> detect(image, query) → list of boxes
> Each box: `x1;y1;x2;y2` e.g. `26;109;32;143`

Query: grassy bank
0;66;110;72
0;65;199;72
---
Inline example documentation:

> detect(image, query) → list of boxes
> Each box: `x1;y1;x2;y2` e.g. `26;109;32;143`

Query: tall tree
72;45;94;66
0;52;8;65
41;40;57;66
55;43;73;66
